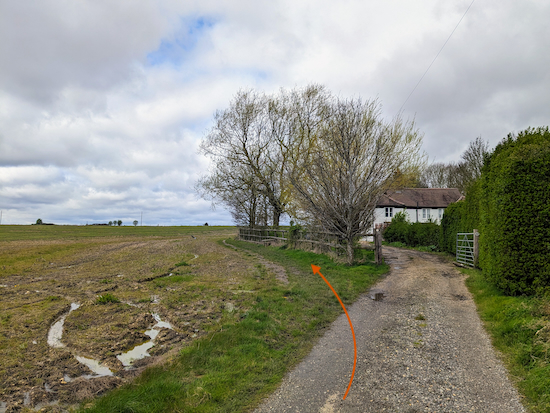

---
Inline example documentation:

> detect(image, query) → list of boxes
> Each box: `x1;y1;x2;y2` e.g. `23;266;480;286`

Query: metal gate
456;232;475;267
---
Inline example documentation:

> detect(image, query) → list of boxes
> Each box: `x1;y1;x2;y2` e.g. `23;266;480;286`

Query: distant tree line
88;220;124;226
418;137;490;194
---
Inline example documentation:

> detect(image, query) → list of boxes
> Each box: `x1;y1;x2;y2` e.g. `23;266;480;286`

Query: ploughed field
0;225;261;410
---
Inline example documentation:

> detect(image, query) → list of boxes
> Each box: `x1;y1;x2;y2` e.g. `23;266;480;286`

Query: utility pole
141;211;143;226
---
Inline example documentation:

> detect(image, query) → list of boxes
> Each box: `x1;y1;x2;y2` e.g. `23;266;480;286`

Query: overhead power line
398;0;477;114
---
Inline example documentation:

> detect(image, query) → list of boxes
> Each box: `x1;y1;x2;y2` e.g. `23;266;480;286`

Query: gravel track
254;246;525;413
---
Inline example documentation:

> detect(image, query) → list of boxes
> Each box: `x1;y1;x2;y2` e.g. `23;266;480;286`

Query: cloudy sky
1;0;548;226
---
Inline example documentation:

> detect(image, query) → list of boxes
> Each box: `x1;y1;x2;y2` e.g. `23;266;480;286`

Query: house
373;188;463;230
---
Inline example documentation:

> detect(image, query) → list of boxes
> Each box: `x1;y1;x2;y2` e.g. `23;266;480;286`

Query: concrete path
254;247;525;413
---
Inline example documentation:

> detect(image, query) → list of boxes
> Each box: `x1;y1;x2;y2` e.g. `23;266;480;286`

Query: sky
1;0;549;226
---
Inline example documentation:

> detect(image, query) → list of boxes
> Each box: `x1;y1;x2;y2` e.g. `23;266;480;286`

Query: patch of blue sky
147;16;216;67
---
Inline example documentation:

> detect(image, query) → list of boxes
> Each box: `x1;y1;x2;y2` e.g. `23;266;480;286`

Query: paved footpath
254;247;526;413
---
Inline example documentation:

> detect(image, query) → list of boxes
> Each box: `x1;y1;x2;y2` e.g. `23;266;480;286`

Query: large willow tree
198;85;329;227
288;98;424;264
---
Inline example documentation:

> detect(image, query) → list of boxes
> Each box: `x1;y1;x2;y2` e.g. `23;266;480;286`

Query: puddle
370;292;385;301
74;356;114;377
116;313;173;368
33;401;60;411
47;303;80;348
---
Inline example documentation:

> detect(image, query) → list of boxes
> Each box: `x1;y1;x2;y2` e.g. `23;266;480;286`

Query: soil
0;230;276;412
255;246;526;412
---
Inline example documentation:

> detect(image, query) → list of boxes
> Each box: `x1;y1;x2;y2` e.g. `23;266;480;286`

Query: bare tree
419;162;455;188
459;136;489;189
289;98;424;264
196;161;262;227
420;137;489;193
198;85;330;227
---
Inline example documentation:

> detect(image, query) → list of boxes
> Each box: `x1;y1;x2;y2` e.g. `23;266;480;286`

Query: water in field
47;301;173;374
47;303;81;348
117;313;173;367
74;356;114;377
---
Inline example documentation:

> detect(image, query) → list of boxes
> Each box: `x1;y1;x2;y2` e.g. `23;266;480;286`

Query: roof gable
377;188;463;208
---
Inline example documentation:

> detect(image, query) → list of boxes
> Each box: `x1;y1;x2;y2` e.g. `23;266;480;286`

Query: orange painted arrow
311;264;357;400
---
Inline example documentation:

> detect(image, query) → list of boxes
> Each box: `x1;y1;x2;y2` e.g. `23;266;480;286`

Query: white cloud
1;0;549;224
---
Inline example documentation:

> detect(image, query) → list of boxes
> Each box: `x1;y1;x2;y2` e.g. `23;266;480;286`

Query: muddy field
0;226;266;412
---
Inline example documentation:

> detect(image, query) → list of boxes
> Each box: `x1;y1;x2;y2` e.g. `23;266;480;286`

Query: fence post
375;229;383;264
473;229;479;267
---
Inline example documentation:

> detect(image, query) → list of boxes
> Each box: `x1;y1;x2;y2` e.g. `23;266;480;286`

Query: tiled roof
377;188;463;208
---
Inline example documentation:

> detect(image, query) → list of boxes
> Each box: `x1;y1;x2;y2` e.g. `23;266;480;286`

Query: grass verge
463;267;550;413
81;240;388;412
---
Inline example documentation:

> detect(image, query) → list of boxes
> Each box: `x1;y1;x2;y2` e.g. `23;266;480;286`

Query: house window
439;208;443;219
422;208;428;219
385;207;393;218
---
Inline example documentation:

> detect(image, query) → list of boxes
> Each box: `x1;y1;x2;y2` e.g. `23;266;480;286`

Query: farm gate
456;230;479;267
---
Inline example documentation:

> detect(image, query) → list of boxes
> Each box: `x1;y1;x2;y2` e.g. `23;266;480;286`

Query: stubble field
0;225;261;410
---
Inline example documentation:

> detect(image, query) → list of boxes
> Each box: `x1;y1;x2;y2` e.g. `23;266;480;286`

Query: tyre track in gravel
254;246;525;413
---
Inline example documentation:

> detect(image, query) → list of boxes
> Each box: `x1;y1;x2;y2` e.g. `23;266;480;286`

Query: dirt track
255;246;526;412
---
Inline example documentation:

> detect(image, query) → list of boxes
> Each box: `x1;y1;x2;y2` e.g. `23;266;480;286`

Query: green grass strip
464;267;550;413
82;240;387;412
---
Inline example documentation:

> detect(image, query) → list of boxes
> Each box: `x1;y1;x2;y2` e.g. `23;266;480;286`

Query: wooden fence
237;227;344;253
237;226;383;264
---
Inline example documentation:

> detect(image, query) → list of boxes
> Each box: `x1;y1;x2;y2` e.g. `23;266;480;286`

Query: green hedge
382;212;409;244
439;201;465;255
479;127;550;295
384;212;440;249
439;179;481;255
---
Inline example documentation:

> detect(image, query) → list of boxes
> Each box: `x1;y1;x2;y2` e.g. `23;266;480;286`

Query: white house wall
373;207;445;228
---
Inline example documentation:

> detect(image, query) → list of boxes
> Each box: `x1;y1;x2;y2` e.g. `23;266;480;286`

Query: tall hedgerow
439;201;465;255
439;179;481;255
479;127;550;295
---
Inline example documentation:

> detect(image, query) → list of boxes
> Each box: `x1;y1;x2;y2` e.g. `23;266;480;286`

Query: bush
383;212;409;244
407;221;440;248
479;127;550;295
384;211;440;250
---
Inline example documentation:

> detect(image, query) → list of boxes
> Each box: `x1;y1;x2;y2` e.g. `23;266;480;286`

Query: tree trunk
375;229;383;264
248;196;257;227
346;239;354;266
272;210;281;228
